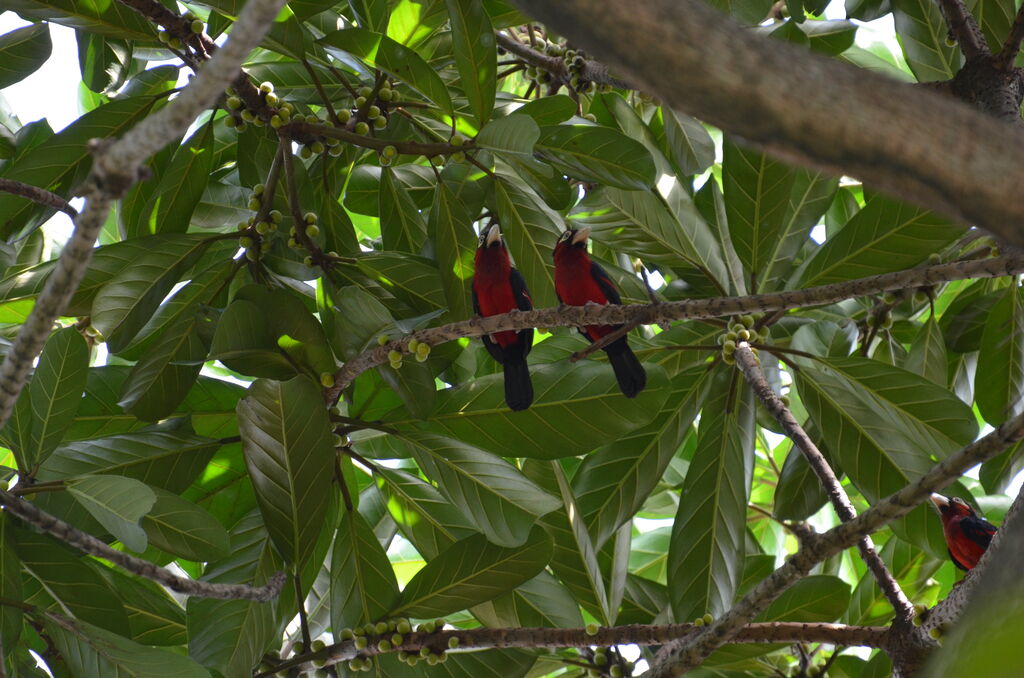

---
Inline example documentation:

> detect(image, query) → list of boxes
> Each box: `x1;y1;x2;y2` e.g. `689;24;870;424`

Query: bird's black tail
503;358;534;411
604;338;647;398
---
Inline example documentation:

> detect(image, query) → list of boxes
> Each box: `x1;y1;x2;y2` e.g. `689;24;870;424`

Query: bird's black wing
472;280;482;316
509;267;534;357
590;260;622;305
961;515;997;549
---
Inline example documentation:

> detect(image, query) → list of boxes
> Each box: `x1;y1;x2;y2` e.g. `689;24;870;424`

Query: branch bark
647;401;1024;676
0;488;284;601
733;344;915;625
935;0;988;58
508;0;1024;245
326;254;1024;401
0;179;77;219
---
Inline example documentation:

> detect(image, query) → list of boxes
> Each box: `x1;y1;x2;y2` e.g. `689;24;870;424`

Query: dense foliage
0;0;1021;676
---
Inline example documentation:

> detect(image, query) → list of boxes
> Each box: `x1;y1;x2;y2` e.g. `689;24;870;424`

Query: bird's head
554;227;591;255
929;494;977;519
479;223;505;250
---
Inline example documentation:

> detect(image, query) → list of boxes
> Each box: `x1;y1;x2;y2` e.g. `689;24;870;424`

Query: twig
325;253;1024;402
0;179;77;219
733;343;914;623
996;2;1024;69
568;319;641;362
287;120;468;156
935;0;989;58
0;488;284;601
495;32;632;89
293;570;311;649
301;59;341;126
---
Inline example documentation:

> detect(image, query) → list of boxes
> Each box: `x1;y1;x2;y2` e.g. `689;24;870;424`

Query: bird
553;226;646;398
472;224;534;411
929;493;998;571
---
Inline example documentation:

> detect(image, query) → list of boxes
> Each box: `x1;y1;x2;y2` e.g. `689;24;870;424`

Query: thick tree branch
935;0;988;58
997;3;1024;70
647;402;1024;676
0;179;77;219
509;0;1024;245
733;343;914;624
0;488;284;601
326;254;1024;402
260;622;891;676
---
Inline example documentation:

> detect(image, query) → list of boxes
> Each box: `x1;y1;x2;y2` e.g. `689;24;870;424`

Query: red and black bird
553;227;646;398
930;493;998;571
472;224;534;411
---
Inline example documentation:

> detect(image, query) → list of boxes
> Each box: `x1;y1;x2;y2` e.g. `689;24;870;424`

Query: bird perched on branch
553;227;646;398
472;224;534;411
929;493;998;571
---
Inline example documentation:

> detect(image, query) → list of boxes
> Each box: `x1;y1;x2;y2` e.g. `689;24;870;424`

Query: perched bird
553;227;646;398
929;493;998;571
472;224;534;411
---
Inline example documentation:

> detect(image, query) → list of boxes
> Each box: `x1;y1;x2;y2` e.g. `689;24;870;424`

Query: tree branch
935;0;989;58
996;2;1024;70
0;179;77;219
508;0;1024;245
260;622;891;675
325;254;1024;402
733;343;914;624
0;488;284;601
495;32;632;89
647;402;1024;676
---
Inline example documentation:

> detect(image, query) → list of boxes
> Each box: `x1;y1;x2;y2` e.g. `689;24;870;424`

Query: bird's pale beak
571;227;591;246
929;493;950;512
486;225;503;247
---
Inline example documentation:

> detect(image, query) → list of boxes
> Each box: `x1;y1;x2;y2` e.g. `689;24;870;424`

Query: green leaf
141;487;231;562
0;24;52;89
346;163;435;217
379;165;429;252
77;31;131;93
668;368;755;623
446;0;496;126
330;509;400;633
471;571;583;628
44;614;211;678
476;115;539;156
571;186;728;291
906;316;949;386
391;362;670;458
573;364;714;549
91;234;213;352
237;376;335;566
759;575;851;622
88;562;187;646
66;474;156;552
319;28;454;114
0;94;156;238
0;514;22;650
802;19;858;55
390;525;553;618
403;432;560;547
25;327;89;468
795;196;965;288
892;0;961;81
651;107;715;176
535;125;656;189
118;312;208;422
966;0;1017;57
424;649;537;677
356;252;446;312
349;0;390;32
153;120;215;234
977;285;1024;425
429;180;476;321
3;0;154;41
511;95;578;126
15;529;130;633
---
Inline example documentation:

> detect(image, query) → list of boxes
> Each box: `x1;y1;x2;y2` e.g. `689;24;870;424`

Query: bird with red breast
472;224;534;411
553;227;646;398
929;493;998;571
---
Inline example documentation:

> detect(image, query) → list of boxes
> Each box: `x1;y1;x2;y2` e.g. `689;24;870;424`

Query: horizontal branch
648;395;1024;676
0;489;284;601
0;179;77;218
509;0;1024;246
326;254;1024;401
263;622;891;675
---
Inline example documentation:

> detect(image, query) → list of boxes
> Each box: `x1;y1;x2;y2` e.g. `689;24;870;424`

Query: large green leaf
892;0;961;82
330;509;400;634
346;164;435;216
153;120;215;234
141;487;231;562
390;525;552;618
356;252;446;312
477;115;540;157
24;327;89;469
795;196;965;288
66;474;156;552
535;125;656;190
668;369;755;623
389;362;670;458
651;107;715;176
77;31;131;94
379;165;429;253
0;24;52;89
319;28;454;113
429;180;476;321
3;0;154;41
237;376;335;566
349;0;390;31
977;285;1024;425
471;571;583;628
0;515;22;650
966;0;1017;57
88;563;187;646
758;575;851;622
91;234;214;352
403;432;560;547
571;185;728;291
44;614;210;678
906;316;949;386
446;0;496;126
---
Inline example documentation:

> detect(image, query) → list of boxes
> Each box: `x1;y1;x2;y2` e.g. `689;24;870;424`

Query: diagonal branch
325;254;1024;402
996;2;1024;70
733;343;915;624
0;488;284;601
647;399;1024;676
0;179;77;219
935;0;989;58
495;32;632;89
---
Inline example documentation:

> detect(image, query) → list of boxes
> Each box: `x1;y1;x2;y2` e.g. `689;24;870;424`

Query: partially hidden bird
553;227;646;398
929;493;998;571
472;224;534;411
